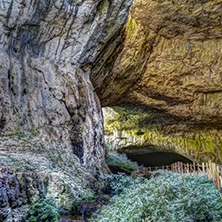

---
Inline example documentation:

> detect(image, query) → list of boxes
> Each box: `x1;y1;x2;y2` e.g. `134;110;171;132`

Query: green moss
106;152;138;174
200;95;205;106
98;0;109;14
125;15;136;39
208;92;222;100
103;104;222;163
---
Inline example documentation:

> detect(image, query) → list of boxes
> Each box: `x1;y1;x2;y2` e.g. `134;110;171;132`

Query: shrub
75;189;95;206
101;173;144;194
25;197;59;222
91;170;222;222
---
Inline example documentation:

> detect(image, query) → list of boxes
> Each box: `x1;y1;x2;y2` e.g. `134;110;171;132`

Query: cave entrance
126;152;193;167
121;145;193;167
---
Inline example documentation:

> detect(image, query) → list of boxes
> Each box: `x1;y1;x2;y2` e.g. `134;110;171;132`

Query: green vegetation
25;197;59;222
106;151;138;174
75;190;95;206
91;170;222;222
101;172;144;194
125;15;136;39
98;0;109;14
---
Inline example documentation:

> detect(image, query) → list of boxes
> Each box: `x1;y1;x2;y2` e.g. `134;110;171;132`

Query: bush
101;173;144;194
91;170;222;222
25;197;59;222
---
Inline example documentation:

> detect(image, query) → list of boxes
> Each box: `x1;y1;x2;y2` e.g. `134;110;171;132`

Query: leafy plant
75;190;95;206
91;170;222;222
25;197;59;222
101;173;143;194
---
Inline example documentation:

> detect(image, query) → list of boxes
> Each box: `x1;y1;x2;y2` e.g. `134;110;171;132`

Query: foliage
106;151;138;174
101;172;144;194
91;170;222;222
75;189;95;206
25;197;59;222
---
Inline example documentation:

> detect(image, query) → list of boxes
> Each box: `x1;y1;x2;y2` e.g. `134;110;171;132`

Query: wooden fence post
212;163;217;190
174;163;176;173
221;167;222;191
206;162;209;179
202;163;205;176
209;162;212;180
217;165;221;192
190;163;192;175
193;162;196;176
197;163;201;176
187;163;189;174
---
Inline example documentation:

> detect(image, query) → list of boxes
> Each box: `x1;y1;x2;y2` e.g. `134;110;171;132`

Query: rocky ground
0;132;100;221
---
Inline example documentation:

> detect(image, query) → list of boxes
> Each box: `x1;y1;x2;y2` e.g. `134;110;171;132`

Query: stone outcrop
0;0;132;174
92;0;222;117
0;0;133;220
92;0;222;163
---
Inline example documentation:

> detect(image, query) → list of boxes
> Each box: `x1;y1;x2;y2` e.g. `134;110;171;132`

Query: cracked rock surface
0;0;132;173
92;0;222;163
0;0;132;220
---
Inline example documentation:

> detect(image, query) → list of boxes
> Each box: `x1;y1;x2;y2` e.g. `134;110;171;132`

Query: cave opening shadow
126;152;193;167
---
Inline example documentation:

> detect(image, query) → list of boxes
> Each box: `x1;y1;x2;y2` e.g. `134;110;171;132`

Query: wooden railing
134;161;222;192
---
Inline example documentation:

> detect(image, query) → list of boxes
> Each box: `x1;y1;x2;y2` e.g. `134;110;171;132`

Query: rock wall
92;0;222;163
0;166;29;222
92;0;222;119
0;0;133;220
0;0;132;173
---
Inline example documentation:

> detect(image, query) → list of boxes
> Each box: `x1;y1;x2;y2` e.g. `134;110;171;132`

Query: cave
1;0;222;220
103;105;222;165
125;150;193;167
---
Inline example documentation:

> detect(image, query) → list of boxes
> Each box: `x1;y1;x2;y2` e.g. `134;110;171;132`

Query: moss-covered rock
105;151;138;174
103;105;222;163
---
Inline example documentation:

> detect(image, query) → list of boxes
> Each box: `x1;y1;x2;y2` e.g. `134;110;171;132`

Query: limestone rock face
0;1;133;219
0;0;132;173
93;0;222;120
92;0;222;163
